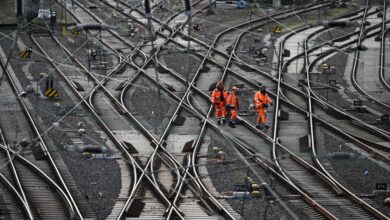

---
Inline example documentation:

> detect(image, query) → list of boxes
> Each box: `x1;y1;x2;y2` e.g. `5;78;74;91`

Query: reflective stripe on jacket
211;89;228;104
227;92;239;109
254;91;272;108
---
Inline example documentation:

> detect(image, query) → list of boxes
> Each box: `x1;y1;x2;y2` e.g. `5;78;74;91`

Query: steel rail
304;25;347;193
0;129;34;219
150;4;390;147
54;0;224;217
150;151;181;199
87;21;372;220
379;0;390;89
0;169;31;218
282;8;372;69
302;13;390;218
157;152;183;199
49;10;195;220
182;3;331;219
165;154;192;217
350;1;390;110
61;0;338;217
302;14;390;217
151;15;390;164
230;24;390;140
273;25;314;184
0;43;78;219
119;1;390;218
139;49;348;219
208;5;390;140
35;1;316;218
30;33;185;219
0;143;79;217
0;130;33;219
142;0;390;192
112;1;330;218
67;1;215;218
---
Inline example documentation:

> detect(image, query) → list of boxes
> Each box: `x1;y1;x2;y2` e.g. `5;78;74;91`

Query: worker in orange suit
211;81;228;124
254;86;273;129
226;86;239;128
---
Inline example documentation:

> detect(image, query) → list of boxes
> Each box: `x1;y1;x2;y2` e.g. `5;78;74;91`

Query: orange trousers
215;102;227;119
257;107;267;123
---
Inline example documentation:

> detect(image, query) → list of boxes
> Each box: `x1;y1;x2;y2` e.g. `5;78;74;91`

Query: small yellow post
62;26;67;36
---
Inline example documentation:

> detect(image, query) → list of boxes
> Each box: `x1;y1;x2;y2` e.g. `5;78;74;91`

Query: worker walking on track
226;86;239;128
254;86;273;129
211;81;228;124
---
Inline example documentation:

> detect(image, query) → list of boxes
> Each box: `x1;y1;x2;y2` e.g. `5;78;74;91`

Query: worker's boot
264;123;269;129
222;118;227;125
229;120;236;128
217;118;221;125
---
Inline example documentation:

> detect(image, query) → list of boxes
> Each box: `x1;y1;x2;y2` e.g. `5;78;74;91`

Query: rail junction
1;0;390;219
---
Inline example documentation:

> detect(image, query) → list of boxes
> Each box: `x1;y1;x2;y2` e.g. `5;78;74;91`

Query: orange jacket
211;89;228;104
227;92;239;109
254;91;272;108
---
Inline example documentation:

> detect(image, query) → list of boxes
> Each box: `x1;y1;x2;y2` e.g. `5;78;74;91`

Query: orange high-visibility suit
254;91;272;124
211;88;228;122
227;90;239;122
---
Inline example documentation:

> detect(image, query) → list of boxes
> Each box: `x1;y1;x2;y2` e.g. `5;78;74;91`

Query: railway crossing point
272;26;282;33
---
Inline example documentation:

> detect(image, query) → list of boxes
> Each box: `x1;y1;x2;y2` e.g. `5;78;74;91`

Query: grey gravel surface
125;76;176;135
311;51;389;125
313;26;356;45
316;128;390;215
161;47;202;80
0;31;121;220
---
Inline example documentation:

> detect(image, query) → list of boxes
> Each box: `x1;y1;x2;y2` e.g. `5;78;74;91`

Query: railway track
1;0;390;219
276;1;389;218
226;10;390;159
351;1;390;111
0;129;30;219
67;0;235;218
0;40;83;219
379;1;390;89
35;0;241;218
51;0;334;218
61;0;338;218
116;0;390;217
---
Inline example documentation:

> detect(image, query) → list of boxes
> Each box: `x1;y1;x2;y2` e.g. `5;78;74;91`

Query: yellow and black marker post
271;26;282;33
71;27;81;36
44;88;59;98
19;47;32;59
44;76;59;99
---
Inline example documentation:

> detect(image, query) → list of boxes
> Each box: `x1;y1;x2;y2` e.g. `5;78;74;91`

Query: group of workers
211;81;273;129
